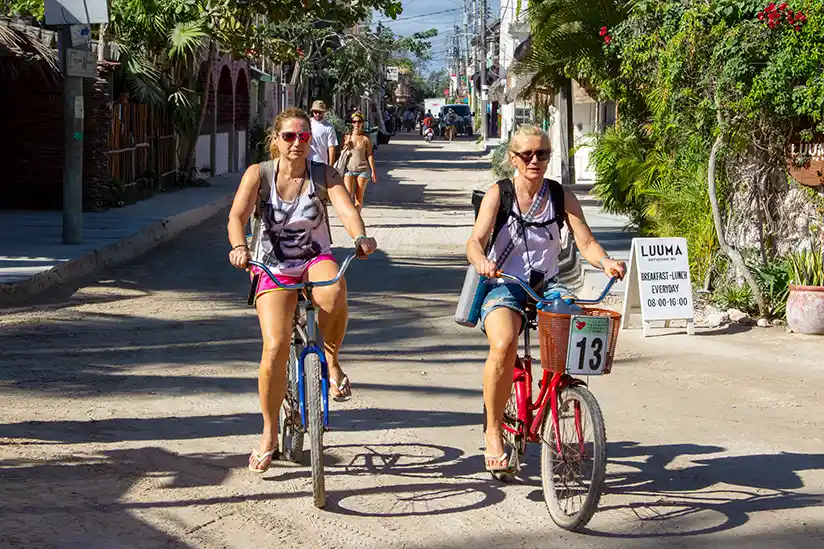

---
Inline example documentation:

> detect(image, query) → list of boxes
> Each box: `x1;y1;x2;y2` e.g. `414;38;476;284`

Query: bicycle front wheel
305;352;326;508
541;385;606;531
279;339;305;463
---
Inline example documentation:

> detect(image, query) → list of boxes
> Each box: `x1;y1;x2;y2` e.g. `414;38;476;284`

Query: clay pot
787;285;824;335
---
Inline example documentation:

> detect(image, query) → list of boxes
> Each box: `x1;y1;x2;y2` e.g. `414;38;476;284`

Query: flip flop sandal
484;452;514;473
248;448;278;473
330;376;352;402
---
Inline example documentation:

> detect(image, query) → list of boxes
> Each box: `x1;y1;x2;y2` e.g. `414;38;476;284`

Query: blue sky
377;0;501;72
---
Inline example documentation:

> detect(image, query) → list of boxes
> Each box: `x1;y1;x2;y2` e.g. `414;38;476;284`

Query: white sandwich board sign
621;237;695;336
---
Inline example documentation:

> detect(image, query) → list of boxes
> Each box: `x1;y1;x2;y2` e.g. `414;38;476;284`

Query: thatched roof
0;18;59;78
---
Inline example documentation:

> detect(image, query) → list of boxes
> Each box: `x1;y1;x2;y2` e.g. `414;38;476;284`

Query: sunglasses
513;149;551;162
351;120;363;124
280;131;311;143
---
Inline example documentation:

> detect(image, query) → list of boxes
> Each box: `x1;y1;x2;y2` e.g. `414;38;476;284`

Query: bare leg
307;260;351;400
343;174;357;204
482;307;521;467
251;289;299;470
354;177;369;212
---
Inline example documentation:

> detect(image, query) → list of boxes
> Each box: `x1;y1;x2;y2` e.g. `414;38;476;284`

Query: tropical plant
788;242;824;286
491;139;515;179
751;257;791;318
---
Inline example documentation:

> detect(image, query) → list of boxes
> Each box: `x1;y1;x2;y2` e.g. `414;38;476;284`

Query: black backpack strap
487;178;514;253
546;178;566;232
255;160;275;218
309;161;329;204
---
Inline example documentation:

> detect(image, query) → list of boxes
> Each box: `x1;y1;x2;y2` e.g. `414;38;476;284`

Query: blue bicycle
247;253;357;509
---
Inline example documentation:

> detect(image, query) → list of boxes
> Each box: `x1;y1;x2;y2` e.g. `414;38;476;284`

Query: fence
108;103;176;189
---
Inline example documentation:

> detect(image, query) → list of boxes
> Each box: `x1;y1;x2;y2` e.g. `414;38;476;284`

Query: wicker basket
536;308;622;374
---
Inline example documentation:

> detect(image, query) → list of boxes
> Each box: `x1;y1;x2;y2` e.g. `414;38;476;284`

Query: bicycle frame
247;254;356;431
492;274;617;456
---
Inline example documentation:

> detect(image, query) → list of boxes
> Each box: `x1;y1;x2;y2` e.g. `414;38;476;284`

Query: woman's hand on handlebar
229;245;251;269
475;258;498;278
603;258;626;280
355;236;378;259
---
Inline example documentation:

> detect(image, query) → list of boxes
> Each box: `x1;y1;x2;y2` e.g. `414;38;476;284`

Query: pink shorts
250;254;337;296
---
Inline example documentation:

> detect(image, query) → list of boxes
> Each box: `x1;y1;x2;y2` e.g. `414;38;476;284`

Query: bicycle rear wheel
541;385;606;531
305;352;326;508
279;337;305;463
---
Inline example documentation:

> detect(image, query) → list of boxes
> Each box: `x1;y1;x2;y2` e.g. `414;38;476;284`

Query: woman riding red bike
465;125;625;473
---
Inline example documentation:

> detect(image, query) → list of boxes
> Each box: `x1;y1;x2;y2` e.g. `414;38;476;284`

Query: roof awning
505;72;536;103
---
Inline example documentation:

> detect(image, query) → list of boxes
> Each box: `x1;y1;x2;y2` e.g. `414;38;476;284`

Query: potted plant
786;242;824;334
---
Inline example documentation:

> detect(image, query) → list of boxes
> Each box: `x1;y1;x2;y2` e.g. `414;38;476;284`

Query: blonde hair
267;107;312;159
508;124;549;153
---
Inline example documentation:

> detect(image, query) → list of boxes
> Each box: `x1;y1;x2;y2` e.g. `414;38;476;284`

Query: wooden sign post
621;237;695;336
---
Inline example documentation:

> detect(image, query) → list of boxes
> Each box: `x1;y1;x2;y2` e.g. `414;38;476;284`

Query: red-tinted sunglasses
280;131;311;143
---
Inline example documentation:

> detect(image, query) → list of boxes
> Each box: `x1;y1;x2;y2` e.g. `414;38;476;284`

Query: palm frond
169;20;206;59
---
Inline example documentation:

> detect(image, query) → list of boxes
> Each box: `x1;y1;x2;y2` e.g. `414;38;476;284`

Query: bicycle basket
536;308;622;374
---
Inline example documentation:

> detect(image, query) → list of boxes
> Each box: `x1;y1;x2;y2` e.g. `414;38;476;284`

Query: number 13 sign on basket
565;315;610;375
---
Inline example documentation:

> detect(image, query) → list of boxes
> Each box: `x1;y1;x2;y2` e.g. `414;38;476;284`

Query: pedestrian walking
308;100;338;165
342;112;377;212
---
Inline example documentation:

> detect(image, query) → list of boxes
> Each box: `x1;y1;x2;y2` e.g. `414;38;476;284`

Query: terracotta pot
787;285;824;335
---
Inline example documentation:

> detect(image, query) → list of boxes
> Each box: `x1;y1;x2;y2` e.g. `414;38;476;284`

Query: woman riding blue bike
465;125;626;473
227;107;377;472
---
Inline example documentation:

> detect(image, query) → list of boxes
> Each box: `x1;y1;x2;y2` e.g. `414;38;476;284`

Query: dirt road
2;137;823;549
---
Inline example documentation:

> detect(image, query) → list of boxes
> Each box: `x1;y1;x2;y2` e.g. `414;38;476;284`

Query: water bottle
455;264;488;327
538;294;583;315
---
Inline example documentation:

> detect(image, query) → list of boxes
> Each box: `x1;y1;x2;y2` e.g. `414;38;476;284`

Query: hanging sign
621;237;695;336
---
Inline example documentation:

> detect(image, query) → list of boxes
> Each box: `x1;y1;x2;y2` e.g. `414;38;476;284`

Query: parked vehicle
438;104;473;137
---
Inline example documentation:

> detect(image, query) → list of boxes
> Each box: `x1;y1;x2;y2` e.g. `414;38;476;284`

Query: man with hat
309;100;338;165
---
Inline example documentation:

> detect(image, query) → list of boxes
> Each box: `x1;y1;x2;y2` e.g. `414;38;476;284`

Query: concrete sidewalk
0;174;239;305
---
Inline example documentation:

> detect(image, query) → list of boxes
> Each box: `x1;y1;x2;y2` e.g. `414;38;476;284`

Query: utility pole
58;27;86;245
463;2;471;102
480;0;488;142
557;79;576;186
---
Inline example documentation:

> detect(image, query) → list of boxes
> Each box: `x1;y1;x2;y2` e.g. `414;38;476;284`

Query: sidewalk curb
0;193;233;306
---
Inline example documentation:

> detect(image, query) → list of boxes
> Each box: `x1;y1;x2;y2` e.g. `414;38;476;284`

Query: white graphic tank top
488;181;562;281
251;161;332;277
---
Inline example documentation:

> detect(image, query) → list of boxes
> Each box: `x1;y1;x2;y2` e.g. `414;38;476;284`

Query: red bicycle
482;273;621;531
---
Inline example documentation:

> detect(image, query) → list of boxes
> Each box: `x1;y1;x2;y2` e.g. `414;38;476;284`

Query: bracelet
597;255;611;267
232;244;249;252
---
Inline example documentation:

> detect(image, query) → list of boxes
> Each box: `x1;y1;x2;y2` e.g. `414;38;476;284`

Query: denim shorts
480;276;574;333
345;170;372;179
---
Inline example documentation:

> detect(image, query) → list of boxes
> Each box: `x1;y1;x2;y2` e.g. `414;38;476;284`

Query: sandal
484;452;512;473
248;448;278;473
330;375;352;402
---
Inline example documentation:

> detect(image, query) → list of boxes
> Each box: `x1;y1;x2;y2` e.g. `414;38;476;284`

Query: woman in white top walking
465;125;626;472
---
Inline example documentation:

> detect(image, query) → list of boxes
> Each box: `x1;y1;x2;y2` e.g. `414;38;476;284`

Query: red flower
787;8;793;16
768;21;776;28
766;2;776;12
758;11;765;20
604;35;612;44
778;2;787;9
795;25;802;30
798;12;807;21
296;47;305;58
599;26;608;36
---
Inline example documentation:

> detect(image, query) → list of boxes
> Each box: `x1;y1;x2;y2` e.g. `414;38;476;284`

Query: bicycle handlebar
492;272;618;306
247;253;357;291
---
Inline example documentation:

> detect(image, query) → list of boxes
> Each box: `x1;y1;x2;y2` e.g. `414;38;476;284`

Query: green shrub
713;283;758;316
490;138;514;179
751;258;791;319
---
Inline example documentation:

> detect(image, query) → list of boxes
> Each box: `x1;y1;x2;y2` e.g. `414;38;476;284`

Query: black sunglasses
513;149;551;162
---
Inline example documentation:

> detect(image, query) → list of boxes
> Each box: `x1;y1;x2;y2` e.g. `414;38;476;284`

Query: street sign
45;0;109;25
385;66;399;82
622;237;695;336
70;25;91;47
65;48;96;78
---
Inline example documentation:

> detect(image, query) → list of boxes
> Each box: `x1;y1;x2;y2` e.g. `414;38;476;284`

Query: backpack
471;178;566;254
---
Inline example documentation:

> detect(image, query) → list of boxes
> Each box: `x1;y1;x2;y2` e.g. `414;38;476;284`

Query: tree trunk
183;43;216;176
370;95;386;133
707;122;768;316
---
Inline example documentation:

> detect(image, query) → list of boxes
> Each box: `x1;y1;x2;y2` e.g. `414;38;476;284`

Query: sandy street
2;137;823;549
